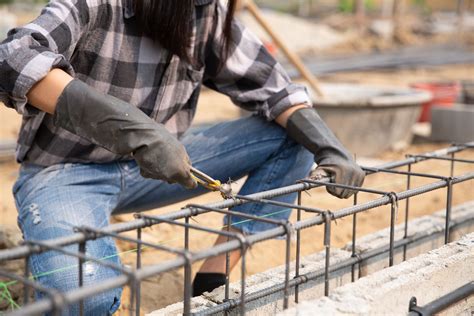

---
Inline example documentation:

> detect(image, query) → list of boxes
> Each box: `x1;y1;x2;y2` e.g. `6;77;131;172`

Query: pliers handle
190;167;222;192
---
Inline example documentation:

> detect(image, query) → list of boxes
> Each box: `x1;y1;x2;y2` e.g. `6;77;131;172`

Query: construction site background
0;0;473;314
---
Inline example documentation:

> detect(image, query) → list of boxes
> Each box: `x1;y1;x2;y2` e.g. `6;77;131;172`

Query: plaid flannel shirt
0;0;311;166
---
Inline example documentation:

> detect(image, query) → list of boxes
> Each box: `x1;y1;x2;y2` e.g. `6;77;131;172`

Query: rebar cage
1;142;473;315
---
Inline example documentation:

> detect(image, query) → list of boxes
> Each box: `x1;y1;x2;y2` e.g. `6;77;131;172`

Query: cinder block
146;296;216;316
343;201;474;278
204;249;354;316
431;105;474;143
433;200;474;242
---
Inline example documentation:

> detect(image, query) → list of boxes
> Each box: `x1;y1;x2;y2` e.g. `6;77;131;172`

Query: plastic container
410;81;461;122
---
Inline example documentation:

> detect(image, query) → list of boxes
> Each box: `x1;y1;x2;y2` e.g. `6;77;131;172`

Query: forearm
275;104;308;128
26;69;73;114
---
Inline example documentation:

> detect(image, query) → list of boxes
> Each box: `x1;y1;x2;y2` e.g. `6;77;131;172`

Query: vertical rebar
24;255;30;304
283;224;292;309
185;217;190;251
294;192;302;303
240;248;247;316
224;216;231;316
183;216;191;316
351;193;358;282
323;212;331;296
184;217;192;316
183;258;192;316
128;280;135;316
450;152;455;177
445;180;453;244
388;194;398;267
403;163;412;261
136;228;142;316
78;241;86;316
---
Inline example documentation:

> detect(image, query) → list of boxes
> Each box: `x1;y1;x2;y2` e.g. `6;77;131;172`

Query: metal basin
313;83;432;157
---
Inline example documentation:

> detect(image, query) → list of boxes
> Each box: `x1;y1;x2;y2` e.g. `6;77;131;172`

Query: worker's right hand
133;133;197;189
53;79;197;189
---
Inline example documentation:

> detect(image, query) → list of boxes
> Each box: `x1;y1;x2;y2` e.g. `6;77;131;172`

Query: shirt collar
123;0;214;19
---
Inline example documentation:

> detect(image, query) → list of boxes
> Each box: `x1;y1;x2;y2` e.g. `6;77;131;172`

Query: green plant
339;0;353;13
338;0;376;13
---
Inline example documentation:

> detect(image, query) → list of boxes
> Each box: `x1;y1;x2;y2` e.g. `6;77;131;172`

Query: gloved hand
286;107;365;199
54;79;197;189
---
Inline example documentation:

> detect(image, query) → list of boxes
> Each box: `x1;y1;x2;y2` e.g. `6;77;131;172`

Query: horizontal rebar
1;142;472;263
409;282;474;315
196;213;474;315
9;170;474;315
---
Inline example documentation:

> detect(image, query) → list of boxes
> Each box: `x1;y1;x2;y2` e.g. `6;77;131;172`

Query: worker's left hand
285;107;365;199
310;158;365;199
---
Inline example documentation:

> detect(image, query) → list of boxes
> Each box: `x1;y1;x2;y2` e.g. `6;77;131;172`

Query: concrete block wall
345;200;474;277
204;249;354;315
148;249;355;316
148;201;474;315
279;233;474;316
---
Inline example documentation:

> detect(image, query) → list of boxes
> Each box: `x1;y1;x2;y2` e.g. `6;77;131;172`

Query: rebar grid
0;142;473;315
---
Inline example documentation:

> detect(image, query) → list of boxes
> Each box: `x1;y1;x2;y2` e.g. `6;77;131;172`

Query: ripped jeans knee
13;163;123;315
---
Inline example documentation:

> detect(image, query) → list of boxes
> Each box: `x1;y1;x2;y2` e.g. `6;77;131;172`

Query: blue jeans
13;116;313;315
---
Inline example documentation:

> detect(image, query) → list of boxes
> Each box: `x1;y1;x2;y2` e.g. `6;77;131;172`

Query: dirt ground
0;64;473;314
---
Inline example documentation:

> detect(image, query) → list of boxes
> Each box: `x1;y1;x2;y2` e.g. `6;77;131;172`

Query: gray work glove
54;79;197;189
286;107;365;199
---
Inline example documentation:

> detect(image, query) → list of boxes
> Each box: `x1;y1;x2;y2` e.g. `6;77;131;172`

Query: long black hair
134;0;236;64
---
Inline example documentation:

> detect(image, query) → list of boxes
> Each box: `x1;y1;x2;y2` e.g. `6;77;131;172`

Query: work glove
54;79;197;189
286;107;365;199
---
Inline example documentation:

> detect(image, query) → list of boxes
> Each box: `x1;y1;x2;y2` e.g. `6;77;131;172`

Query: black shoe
192;272;226;296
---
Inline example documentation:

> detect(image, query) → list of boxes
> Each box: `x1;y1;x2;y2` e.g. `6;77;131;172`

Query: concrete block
431;104;474;143
279;233;474;315
147;249;355;316
203;249;354;315
432;200;474;242
345;215;446;277
343;201;474;278
146;296;216;316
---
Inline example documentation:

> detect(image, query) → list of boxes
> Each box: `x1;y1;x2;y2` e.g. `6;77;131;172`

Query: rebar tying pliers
190;167;233;198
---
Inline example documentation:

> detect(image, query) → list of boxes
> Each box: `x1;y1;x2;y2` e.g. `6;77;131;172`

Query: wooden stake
354;0;366;24
243;0;325;98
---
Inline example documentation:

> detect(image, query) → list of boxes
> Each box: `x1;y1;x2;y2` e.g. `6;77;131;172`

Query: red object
411;82;461;122
263;41;278;56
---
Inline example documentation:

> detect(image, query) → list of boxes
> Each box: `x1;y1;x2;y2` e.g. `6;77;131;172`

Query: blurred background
1;0;473;151
0;1;473;313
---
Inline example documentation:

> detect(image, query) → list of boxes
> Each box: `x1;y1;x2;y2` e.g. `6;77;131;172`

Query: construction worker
0;0;364;314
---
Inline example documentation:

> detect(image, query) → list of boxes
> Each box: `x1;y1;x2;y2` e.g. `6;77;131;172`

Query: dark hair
134;0;236;65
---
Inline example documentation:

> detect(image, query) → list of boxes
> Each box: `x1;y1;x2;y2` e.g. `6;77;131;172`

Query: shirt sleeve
203;2;312;121
0;0;91;115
